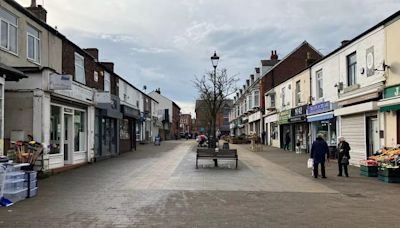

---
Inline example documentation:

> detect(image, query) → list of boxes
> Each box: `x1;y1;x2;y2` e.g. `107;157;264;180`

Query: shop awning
0;63;27;81
379;104;400;112
307;113;334;122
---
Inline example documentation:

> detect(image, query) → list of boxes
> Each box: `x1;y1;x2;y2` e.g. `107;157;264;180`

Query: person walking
337;136;351;177
261;131;266;145
284;131;291;150
310;134;330;178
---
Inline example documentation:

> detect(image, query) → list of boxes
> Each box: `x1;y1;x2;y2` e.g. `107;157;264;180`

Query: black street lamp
209;51;220;149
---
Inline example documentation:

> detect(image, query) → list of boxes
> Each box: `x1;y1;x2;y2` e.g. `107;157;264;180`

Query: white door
368;117;379;157
63;113;74;164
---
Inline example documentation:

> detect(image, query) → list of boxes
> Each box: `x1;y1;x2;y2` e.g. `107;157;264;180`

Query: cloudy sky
17;0;400;115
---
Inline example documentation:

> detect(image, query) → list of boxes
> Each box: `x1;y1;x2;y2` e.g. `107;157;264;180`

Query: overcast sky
17;0;400;115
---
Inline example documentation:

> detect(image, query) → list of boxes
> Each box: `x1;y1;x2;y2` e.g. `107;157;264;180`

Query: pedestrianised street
1;140;399;228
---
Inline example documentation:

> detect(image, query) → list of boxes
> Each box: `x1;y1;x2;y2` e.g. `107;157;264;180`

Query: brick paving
0;140;399;227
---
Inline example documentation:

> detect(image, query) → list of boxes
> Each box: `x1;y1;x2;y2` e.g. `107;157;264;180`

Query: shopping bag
307;158;314;169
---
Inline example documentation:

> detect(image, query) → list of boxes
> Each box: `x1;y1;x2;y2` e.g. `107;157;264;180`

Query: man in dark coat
284;131;291;150
310;134;330;178
337;136;351;177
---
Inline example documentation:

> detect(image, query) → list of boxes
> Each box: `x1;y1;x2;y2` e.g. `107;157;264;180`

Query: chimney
255;67;260;79
305;51;317;67
270;50;278;60
155;88;161;94
84;48;99;61
250;74;254;84
341;40;350;46
101;62;114;72
26;0;47;22
243;85;246;90
236;92;239;97
239;89;243;95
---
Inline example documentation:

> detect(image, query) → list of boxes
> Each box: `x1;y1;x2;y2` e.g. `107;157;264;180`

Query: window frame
295;80;301;106
74;52;86;84
104;71;111;92
347;52;357;86
0;7;18;55
26;24;40;64
254;90;260;107
316;70;323;99
281;87;285;107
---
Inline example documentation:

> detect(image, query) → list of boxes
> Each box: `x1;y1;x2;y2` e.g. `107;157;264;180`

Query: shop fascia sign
307;101;331;115
49;73;72;90
54;80;94;103
278;110;290;124
383;84;400;99
289;105;307;122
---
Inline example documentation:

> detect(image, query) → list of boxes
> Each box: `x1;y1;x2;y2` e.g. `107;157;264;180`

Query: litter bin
154;136;161;146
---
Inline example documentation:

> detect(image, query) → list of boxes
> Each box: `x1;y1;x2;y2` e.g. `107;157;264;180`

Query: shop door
101;118;111;156
94;114;101;157
63;113;73;164
367;116;379;157
110;119;117;155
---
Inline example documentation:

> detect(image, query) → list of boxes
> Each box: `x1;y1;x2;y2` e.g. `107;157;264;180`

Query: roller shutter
341;114;366;166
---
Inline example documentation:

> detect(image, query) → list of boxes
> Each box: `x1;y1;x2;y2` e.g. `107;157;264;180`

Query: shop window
120;119;130;140
74;110;86;152
270;122;278;140
50;106;61;154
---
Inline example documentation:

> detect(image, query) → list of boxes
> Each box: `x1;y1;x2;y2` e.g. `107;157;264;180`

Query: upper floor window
104;71;111;92
270;93;276;108
254;90;260;107
281;87;285;107
27;25;40;63
248;95;252;109
316;70;323;99
295;80;301;106
74;52;85;84
347;52;357;86
0;8;17;54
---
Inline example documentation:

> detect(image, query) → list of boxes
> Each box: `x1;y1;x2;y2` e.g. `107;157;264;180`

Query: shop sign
121;105;140;119
49;74;72;90
278;110;290;124
383;84;400;99
54;81;93;103
307;101;331;115
289;105;307;122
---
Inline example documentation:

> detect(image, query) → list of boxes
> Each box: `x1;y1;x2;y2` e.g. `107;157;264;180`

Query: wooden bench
196;148;238;169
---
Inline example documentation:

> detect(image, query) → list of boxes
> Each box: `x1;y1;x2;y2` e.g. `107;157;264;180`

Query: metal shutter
341;114;366;166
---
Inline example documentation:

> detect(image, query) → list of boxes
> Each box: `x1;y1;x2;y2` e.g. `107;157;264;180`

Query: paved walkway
0;140;399;227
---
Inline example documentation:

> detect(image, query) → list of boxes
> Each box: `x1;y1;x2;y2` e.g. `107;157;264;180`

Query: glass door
63;113;73;163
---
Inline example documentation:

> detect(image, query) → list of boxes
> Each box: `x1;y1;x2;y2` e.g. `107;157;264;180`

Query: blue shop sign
307;101;331;115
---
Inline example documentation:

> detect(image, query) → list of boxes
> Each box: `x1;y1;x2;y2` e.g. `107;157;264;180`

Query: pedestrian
337;136;351;177
310;134;330;178
284;131;291;150
261;131;266;144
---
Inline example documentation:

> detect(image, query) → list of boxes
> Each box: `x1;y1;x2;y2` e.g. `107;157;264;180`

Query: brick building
179;114;192;133
195;99;233;136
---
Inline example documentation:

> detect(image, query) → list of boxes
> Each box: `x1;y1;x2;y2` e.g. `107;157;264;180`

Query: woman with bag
337;136;351;177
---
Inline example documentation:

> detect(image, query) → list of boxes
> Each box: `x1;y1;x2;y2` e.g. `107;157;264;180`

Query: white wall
118;79;142;110
310;26;385;104
148;91;173;121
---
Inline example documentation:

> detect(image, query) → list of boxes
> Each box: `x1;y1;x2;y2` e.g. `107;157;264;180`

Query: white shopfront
264;113;279;147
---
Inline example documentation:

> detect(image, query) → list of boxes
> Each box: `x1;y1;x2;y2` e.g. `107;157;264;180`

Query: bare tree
194;68;238;146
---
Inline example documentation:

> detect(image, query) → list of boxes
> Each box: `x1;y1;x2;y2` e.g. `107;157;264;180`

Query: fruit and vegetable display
368;147;400;162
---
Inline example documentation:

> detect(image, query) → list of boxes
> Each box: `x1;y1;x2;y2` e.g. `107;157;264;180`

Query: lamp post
210;52;219;148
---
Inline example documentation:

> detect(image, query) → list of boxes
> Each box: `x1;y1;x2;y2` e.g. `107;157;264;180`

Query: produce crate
378;175;400;183
360;170;378;177
378;167;400;177
360;165;378;173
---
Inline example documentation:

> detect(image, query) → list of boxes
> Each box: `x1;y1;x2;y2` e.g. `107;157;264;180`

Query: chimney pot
26;1;47;22
341;40;350;46
255;67;260;74
101;62;114;72
31;0;37;7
